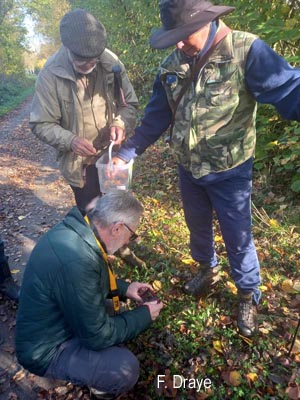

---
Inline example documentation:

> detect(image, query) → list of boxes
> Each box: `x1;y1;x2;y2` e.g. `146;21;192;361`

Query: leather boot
116;245;146;268
237;290;258;337
184;264;220;295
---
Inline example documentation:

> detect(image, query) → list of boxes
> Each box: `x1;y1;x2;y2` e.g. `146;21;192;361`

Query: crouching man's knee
92;347;140;396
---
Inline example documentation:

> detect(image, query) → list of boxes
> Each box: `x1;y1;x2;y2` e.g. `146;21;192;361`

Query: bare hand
71;136;97;156
110;126;125;145
126;282;153;302
144;300;164;321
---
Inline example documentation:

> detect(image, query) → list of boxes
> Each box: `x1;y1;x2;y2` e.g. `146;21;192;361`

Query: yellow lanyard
84;215;120;313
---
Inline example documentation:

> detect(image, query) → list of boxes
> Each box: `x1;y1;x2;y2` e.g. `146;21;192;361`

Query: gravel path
0;98;81;400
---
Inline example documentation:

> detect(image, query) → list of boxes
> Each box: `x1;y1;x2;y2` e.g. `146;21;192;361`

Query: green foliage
0;74;35;116
0;0;27;76
24;0;70;49
68;0;167;106
14;0;300;197
65;0;300;198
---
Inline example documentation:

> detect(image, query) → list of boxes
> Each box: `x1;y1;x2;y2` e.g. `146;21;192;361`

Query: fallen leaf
226;281;238;294
181;258;195;265
229;371;242;386
246;372;258;383
282;279;295;293
12;370;26;381
213;340;223;354
293;280;300;292
153;280;162;291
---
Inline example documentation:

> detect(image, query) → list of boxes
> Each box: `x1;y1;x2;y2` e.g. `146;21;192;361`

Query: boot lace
239;300;256;326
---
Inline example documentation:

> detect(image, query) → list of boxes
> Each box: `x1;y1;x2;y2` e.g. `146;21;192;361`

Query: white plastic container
96;142;133;193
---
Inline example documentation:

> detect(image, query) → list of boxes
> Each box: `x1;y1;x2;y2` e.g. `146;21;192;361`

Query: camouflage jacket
159;21;257;178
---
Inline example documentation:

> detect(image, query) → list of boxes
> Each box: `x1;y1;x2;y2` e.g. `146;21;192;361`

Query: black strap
112;65;127;107
168;26;232;144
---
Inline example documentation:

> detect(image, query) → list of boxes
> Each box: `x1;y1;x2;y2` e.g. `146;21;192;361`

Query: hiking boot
0;275;20;302
184;265;220;296
237;291;258;337
117;245;146;268
90;388;116;399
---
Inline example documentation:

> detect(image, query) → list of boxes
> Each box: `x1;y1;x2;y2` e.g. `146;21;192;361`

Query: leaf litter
1;99;300;398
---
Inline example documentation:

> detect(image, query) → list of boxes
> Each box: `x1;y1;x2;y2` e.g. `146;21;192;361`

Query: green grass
0;75;35;117
112;139;300;399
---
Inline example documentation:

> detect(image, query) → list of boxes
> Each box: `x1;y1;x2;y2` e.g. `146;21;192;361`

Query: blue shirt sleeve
245;38;300;120
117;75;172;162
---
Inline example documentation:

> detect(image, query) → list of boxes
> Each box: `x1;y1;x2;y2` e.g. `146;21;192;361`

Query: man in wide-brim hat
114;0;300;337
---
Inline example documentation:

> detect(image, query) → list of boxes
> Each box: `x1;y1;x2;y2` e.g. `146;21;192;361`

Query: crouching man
15;190;163;400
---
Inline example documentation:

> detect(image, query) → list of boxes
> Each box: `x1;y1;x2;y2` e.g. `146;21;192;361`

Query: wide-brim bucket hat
150;0;235;49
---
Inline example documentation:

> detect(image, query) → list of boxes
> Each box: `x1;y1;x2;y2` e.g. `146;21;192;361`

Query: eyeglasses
72;57;100;67
68;50;101;66
123;223;139;242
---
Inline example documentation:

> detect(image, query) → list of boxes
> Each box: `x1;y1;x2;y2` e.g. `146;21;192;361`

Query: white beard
74;64;96;75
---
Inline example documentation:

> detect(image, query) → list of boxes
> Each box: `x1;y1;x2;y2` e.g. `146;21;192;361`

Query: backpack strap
112;65;127;107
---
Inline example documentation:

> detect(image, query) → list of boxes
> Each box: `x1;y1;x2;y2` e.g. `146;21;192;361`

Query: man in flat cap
114;0;300;337
30;8;144;267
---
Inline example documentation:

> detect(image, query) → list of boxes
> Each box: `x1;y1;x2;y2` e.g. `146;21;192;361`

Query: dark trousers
44;338;139;396
0;234;11;283
70;165;101;211
178;164;261;304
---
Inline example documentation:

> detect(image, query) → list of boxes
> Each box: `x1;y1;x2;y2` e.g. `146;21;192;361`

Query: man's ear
111;221;123;238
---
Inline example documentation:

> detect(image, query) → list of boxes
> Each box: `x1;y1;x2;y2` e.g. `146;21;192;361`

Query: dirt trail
0;98;82;399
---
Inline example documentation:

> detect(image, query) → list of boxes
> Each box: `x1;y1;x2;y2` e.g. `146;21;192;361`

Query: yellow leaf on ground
246;372;258;383
214;235;223;242
11;269;20;274
290;339;300;354
293;280;300;292
181;258;195;265
282;279;295;293
259;285;269;292
269;218;279;228
213;340;223;354
229;370;242;386
226;281;238;294
239;334;253;345
152;280;162;291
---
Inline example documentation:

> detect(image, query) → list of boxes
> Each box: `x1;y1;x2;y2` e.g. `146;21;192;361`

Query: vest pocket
203;66;239;107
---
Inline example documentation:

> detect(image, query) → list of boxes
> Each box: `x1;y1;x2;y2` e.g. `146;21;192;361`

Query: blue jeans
178;164;261;304
44;338;139;396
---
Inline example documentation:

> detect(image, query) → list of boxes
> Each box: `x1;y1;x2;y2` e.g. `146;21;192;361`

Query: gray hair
88;190;143;228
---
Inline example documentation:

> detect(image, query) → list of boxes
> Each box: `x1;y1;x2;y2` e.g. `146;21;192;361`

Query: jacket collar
63;207;101;254
44;46;77;82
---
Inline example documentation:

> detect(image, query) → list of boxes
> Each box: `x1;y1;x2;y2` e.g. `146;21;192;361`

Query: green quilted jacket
15;207;152;376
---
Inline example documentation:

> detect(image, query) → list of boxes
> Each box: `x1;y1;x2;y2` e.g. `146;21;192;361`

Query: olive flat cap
60;9;107;58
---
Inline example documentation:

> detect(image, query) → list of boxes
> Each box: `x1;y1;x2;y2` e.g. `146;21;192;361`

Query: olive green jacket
15;207;152;376
30;46;138;187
